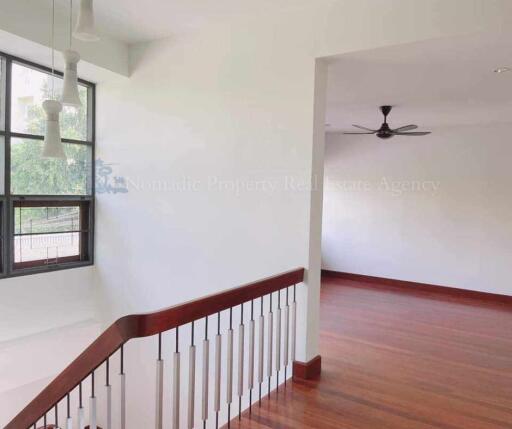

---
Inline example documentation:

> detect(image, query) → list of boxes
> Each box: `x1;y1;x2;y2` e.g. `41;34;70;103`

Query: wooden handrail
5;268;305;429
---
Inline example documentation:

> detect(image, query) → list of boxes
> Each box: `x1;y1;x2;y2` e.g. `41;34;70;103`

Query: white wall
0;319;101;426
323;124;512;296
0;267;96;342
95;0;512;359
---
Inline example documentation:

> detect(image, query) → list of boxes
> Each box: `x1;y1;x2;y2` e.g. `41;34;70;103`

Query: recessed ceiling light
494;67;511;73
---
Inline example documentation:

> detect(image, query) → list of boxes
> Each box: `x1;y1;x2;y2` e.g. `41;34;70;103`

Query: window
13;200;90;269
0;52;94;276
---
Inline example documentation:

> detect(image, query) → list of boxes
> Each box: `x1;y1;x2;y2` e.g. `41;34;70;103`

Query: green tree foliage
10;79;91;196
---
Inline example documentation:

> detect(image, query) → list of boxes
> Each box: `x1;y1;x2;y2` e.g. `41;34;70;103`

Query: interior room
319;32;512;428
323;33;512;295
0;1;511;428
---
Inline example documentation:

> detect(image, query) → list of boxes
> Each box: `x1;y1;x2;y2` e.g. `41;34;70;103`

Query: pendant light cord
51;0;55;99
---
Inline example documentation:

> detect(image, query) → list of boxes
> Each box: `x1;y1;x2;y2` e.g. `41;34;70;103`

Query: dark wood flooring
228;275;512;428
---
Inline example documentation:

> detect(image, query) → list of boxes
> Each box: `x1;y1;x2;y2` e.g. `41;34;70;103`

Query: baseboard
322;270;512;306
293;355;322;381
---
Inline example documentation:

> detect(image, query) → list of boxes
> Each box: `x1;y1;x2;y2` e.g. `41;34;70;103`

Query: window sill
1;260;94;279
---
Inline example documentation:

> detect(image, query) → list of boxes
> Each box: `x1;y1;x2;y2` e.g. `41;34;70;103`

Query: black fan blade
343;132;375;135
352;124;377;132
392;124;418;132
393;131;431;136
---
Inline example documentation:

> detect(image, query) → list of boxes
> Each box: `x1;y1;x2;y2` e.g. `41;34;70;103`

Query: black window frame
0;51;95;278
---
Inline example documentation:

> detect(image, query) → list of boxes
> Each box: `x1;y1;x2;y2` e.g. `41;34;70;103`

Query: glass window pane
11;138;92;195
0;201;3;273
14;205;81;266
0;57;5;131
15;206;80;234
0;136;4;194
12;201;90;270
11;62;88;140
14;232;80;265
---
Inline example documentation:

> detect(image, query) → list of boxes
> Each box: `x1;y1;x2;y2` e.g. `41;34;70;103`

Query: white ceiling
326;31;512;133
55;0;301;44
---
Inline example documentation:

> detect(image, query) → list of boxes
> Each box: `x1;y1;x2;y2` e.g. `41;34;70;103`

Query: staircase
5;268;304;429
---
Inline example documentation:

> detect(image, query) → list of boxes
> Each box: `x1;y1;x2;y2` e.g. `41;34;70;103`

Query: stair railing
5;268;305;429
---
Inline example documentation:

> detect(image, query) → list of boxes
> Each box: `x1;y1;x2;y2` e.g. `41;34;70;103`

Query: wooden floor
229;275;512;428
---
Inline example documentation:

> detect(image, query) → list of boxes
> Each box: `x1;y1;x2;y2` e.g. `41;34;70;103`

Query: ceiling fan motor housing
380;105;392;117
377;122;393;139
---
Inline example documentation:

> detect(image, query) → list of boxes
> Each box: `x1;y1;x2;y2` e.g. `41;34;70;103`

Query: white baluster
276;306;281;376
120;373;126;429
238;323;245;398
103;358;112;429
106;384;112;429
188;345;196;429
227;328;234;405
214;333;222;413
78;405;85;429
284;303;290;368
248;318;255;391
202;338;209;423
89;371;97;429
89;396;97;429
173;351;181;429
267;309;273;380
120;345;126;429
291;300;297;362
66;394;73;429
258;314;265;388
155;359;164;429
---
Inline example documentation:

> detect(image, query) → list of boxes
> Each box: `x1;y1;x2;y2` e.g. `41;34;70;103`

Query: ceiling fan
344;106;431;139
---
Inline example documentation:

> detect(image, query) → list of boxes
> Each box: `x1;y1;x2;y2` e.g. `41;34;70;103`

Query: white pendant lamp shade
42;99;66;159
74;0;99;42
61;49;82;107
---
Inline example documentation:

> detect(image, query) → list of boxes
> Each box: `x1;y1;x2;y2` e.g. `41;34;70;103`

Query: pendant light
73;0;99;42
62;0;82;107
42;0;66;160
